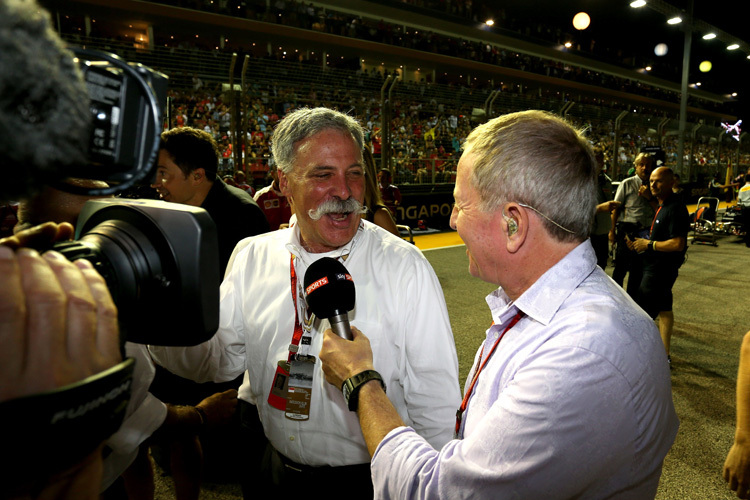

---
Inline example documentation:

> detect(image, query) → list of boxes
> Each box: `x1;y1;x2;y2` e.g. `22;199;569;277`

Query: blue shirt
371;241;679;499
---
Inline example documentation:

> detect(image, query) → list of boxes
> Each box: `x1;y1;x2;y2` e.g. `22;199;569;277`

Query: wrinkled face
151;150;199;206
450;152;505;285
279;129;365;253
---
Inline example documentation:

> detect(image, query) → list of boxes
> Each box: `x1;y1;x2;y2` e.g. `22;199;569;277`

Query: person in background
234;170;255;196
378;168;402;218
724;329;750;499
738;174;750;248
590;145;620;269
149;126;269;497
363;148;400;236
254;159;293;230
610;152;657;300
151;127;269;271
628;167;689;368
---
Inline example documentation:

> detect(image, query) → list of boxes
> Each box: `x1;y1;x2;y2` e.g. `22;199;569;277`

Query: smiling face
450;152;505;285
279;129;365;253
151;150;201;206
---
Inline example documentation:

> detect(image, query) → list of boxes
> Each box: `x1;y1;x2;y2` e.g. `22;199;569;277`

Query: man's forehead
453;153;474;198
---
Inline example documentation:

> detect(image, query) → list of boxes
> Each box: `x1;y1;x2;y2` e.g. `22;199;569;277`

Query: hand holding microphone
304;257;355;340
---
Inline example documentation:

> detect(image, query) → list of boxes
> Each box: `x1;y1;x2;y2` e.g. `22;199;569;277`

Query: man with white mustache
149;107;460;499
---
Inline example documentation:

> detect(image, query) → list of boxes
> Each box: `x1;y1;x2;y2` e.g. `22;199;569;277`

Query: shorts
638;268;678;319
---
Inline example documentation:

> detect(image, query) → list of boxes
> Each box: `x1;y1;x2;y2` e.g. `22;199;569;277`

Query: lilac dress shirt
371;241;679;499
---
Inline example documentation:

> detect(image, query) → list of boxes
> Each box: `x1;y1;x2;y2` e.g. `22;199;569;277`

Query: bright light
645;66;652;71
485;19;494;26
630;0;647;7
703;33;717;40
654;43;669;56
667;17;682;25
564;42;573;48
695;82;702;86
727;43;740;50
572;12;590;30
699;60;712;72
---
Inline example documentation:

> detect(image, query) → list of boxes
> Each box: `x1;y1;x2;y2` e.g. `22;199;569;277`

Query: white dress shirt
150;220;460;466
101;343;167;491
370;241;679;499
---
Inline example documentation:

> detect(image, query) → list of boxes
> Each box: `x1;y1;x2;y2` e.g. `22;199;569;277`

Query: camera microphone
303;257;355;340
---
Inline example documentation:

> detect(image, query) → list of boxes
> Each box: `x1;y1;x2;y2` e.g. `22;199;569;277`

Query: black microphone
304;257;355;340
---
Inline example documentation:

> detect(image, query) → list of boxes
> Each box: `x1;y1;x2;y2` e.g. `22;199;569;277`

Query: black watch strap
342;370;386;412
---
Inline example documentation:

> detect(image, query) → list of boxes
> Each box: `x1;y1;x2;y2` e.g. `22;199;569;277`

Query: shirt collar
284;220;364;267
199;177;223;209
486;241;597;327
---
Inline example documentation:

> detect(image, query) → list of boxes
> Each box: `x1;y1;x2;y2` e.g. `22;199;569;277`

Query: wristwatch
342;370;386;412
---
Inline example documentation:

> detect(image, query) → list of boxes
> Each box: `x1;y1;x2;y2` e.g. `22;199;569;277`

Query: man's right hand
197;389;239;428
0;245;122;499
0;246;121;403
319;326;375;391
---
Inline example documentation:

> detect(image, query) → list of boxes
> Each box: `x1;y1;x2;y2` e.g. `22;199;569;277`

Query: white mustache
307;198;367;221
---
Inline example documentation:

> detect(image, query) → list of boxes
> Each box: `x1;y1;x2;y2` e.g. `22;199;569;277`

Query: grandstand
46;1;748;228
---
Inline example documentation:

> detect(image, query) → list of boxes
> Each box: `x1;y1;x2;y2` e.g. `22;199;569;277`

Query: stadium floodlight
727;43;740;50
702;33;717;40
630;0;647;7
667;16;682;25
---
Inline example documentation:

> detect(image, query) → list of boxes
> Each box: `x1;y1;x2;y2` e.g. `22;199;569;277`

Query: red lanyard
288;255;305;362
455;311;524;436
650;205;663;235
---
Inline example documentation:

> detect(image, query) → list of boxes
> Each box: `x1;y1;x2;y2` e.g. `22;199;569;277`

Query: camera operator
0;0;123;497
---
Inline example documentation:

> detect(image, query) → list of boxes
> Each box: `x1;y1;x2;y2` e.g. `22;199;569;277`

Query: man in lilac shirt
319;110;679;499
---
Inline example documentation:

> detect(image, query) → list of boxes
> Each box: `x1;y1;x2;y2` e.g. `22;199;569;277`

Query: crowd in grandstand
143;0;724;112
53;0;746;189
165;81;740;191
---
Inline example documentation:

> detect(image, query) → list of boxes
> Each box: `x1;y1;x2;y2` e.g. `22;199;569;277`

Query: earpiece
503;211;518;236
506;217;518;235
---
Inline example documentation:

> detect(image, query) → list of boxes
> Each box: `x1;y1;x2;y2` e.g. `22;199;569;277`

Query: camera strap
1;358;135;486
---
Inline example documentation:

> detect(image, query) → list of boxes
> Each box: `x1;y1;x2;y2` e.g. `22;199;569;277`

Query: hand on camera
0;221;75;251
0;247;121;403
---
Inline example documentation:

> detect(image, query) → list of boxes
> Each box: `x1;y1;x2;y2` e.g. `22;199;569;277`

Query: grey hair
464;110;597;243
270;107;365;174
0;0;91;201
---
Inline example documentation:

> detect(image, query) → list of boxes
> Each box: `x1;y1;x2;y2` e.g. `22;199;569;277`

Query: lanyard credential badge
267;255;319;417
285;355;316;421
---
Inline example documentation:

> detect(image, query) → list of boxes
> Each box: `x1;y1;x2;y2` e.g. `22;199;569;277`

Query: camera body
48;50;222;346
57;49;168;196
54;199;221;346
